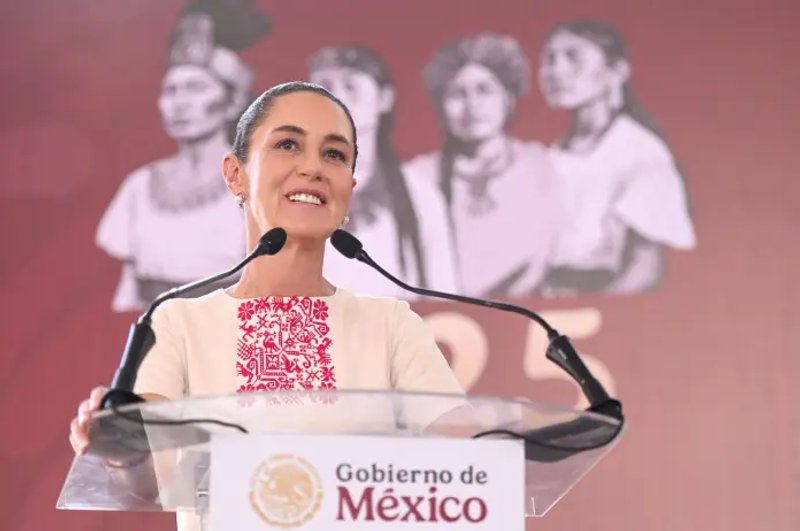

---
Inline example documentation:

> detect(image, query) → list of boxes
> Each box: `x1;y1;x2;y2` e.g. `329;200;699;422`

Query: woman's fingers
69;386;107;456
69;416;88;454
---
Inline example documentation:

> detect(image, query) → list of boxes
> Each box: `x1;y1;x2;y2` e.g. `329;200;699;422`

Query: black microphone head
257;227;287;256
330;229;363;259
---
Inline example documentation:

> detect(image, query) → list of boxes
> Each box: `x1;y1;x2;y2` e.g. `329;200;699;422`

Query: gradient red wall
1;1;799;529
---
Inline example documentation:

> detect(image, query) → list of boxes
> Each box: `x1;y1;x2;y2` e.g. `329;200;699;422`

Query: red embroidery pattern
236;297;336;392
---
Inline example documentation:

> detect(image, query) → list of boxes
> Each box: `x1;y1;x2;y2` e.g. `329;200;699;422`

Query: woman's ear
378;86;395;114
504;92;517;124
222;153;248;197
612;58;632;84
608;58;630;110
224;90;248;121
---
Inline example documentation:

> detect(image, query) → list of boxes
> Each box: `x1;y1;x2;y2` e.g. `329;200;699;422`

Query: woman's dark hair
231;81;359;171
309;45;427;286
545;19;666;143
421;34;530;213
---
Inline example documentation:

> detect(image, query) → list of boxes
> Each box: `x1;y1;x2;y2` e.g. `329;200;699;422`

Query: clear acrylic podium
57;390;623;524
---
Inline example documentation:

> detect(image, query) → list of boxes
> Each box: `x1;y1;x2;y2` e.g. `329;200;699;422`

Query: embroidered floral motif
236;297;336;392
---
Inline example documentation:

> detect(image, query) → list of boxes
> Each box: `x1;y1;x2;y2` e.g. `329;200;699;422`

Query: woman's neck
229;228;333;299
150;129;230;210
566;97;617;153
176;129;231;172
452;133;512;179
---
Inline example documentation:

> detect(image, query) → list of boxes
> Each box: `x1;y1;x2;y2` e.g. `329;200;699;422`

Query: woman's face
235;91;357;242
310;67;390;133
441;63;512;142
158;64;231;142
538;30;626;110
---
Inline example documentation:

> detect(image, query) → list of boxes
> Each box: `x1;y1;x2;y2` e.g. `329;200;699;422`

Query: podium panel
57;390;623;520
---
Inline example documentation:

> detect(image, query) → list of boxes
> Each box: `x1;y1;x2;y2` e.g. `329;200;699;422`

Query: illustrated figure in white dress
405;34;559;298
308;45;431;298
537;19;696;295
96;0;270;311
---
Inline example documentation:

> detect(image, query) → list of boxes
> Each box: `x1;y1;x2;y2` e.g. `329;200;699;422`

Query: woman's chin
164;124;220;143
544;95;584;110
450;122;505;144
281;222;336;244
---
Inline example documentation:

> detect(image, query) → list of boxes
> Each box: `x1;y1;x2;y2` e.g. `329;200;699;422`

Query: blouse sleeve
614;149;696;250
132;299;188;400
389;300;465;428
96;168;146;261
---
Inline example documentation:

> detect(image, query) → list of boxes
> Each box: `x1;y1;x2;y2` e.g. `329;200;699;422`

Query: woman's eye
476;81;500;95
325;149;346;162
444;86;466;100
277;139;298;150
187;80;209;92
565;49;582;65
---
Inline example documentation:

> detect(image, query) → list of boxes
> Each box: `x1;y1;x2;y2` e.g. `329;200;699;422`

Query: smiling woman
224;84;358;249
69;81;464;531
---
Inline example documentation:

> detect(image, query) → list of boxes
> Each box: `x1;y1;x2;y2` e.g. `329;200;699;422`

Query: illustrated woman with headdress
404;34;559;298
538;19;696;295
307;45;444;298
96;0;270;311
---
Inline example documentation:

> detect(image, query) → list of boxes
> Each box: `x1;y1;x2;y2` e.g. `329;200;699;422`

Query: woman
538;19;696;295
405;33;560;298
308;44;435;297
95;0;270;311
70;82;463;530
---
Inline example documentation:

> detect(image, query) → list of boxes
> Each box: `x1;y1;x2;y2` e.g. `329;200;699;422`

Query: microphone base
521;400;624;463
588;398;623;420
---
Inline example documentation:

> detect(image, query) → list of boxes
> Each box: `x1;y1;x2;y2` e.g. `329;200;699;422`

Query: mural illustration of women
308;45;440;298
405;34;559;298
95;0;270;311
538;19;696;295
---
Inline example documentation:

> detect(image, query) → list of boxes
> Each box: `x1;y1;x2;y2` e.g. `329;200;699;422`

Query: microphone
102;227;287;409
330;229;623;462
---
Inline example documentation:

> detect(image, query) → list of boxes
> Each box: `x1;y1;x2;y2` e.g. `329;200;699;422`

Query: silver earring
235;193;247;206
342;215;350;226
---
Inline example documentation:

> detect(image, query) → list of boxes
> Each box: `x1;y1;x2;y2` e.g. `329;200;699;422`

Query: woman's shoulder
122;154;183;187
112;164;151;194
130;152;181;179
401;151;444;197
334;288;402;309
511;137;552;167
334;289;417;324
608;115;675;163
151;289;234;326
111;156;176;197
512;137;548;154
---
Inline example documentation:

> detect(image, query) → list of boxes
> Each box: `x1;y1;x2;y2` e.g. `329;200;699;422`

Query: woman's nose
548;55;573;77
297;152;324;180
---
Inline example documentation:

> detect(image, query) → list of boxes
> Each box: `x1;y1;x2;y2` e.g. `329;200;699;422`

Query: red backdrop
1;0;799;529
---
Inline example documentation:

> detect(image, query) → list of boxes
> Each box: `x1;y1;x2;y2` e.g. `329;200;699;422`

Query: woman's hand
68;386;107;455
